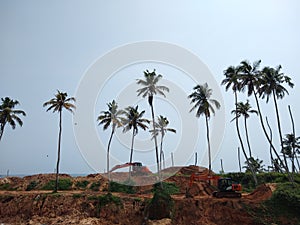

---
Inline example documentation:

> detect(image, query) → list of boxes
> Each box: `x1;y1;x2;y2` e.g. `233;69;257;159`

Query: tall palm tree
259;65;294;172
97;100;124;185
136;69;169;177
43;90;75;192
188;83;221;174
222;65;257;185
239;60;292;181
122;105;150;177
231;100;258;158
0;97;26;141
150;115;176;170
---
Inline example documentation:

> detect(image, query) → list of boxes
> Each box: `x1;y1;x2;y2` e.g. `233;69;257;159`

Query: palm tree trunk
253;90;292;181
234;92;257;185
129;128;135;180
107;127;115;192
265;117;276;171
288;105;296;174
238;147;242;172
159;134;163;171
205;115;212;175
244;117;252;158
272;90;290;173
55;110;62;193
0;123;5;141
149;97;160;181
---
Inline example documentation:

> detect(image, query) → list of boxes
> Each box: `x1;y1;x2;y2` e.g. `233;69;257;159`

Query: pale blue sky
1;0;300;175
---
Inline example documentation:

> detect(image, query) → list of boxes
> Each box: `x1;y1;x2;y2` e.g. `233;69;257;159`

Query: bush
0;183;11;190
90;181;101;191
26;181;39;191
146;182;174;220
75;180;89;189
152;182;179;195
268;182;300;214
42;178;72;190
109;180;136;194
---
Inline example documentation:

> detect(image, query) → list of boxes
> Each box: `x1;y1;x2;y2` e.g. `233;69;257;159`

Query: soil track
0;166;275;225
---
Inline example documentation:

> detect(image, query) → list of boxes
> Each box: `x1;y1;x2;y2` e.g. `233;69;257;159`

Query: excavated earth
0;166;276;225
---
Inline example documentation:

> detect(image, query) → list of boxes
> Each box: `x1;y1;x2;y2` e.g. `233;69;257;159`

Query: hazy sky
1;0;300;175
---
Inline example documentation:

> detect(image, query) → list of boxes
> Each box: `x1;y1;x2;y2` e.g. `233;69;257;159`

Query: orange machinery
188;172;242;198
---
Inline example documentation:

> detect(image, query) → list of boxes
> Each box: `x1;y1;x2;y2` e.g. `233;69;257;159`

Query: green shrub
146;183;174;220
158;182;180;195
73;193;84;199
0;183;11;190
26;181;39;191
42;178;72;190
90;181;101;191
109;180;136;194
268;182;300;214
75;180;89;189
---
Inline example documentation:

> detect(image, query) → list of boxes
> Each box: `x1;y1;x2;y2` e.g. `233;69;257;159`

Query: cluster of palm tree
222;60;298;183
98;70;177;184
98;69;221;185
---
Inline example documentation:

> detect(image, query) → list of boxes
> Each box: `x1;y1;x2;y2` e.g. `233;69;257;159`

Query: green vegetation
109;180;136;194
90;181;101;191
152;182;179;195
26;180;39;191
0;183;11;190
221;172;300;191
87;193;123;217
146;182;174;220
267;183;300;214
75;180;89;189
72;193;85;199
42;178;72;190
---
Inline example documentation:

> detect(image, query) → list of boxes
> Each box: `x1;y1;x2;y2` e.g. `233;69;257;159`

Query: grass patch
42;178;72;190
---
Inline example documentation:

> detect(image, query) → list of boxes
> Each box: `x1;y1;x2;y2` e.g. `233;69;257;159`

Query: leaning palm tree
97;100;124;186
239;60;292;182
43;90;75;192
150;115;176;170
188;83;221;174
258;65;294;172
122;105;150;178
231;100;258;158
136;69;169;176
0;97;26;141
222;65;258;185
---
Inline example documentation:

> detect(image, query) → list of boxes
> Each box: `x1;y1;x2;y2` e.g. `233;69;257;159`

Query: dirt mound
177;165;207;176
245;183;275;201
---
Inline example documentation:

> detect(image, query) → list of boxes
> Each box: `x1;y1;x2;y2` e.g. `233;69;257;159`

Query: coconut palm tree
122;105;150;177
0;97;26;141
258;65;294;171
97;100;124;186
43;90;75;192
150;115;176;170
231;100;258;158
222;65;258;185
188;83;221;174
282;134;300;173
136;69;169;176
239;60;292;181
